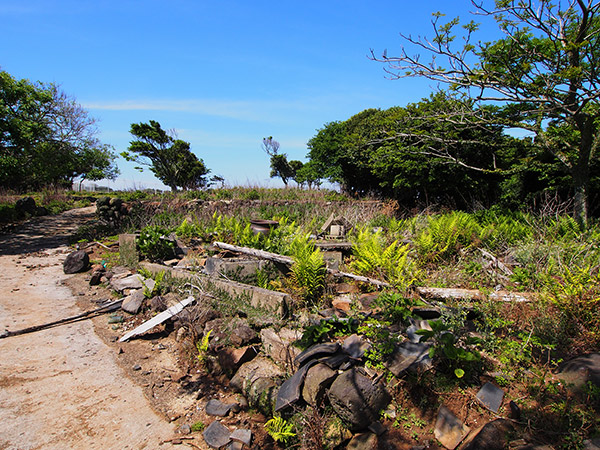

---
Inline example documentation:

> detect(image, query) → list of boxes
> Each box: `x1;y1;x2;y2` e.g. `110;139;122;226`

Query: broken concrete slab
434;405;470;450
476;382;505;413
205;256;275;279
203;420;231;449
140;262;290;318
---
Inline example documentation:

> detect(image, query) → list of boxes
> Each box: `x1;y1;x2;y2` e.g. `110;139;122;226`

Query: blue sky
1;1;499;190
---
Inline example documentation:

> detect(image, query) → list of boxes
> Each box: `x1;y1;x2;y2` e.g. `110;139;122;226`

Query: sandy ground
0;207;178;450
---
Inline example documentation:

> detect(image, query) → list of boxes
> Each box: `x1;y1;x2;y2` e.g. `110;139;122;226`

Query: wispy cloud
83;97;322;122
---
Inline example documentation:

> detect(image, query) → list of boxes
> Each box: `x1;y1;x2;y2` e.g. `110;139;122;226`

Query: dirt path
0;208;177;450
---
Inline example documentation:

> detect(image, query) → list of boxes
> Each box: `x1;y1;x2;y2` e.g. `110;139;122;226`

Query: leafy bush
417;319;481;379
374;291;424;324
138;225;175;261
297;317;358;349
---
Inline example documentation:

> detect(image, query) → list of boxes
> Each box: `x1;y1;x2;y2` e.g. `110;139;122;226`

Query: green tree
262;136;295;186
372;0;600;225
123;120;209;191
0;70;119;189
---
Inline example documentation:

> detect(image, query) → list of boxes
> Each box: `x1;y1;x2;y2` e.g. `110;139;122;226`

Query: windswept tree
372;0;600;225
262;136;295;186
122;120;209;191
0;70;119;189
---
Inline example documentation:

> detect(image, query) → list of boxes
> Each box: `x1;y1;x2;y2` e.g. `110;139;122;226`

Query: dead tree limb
0;298;123;339
212;241;391;288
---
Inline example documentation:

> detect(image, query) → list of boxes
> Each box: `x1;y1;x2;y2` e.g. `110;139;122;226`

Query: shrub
137;225;175;261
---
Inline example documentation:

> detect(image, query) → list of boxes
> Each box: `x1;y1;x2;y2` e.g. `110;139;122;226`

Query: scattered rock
323;416;353;449
275;360;315;412
509;400;521;420
475;382;505;413
434;405;470;450
218;346;259;375
406;318;432;343
89;270;104;286
385;342;432;377
121;290;146;314
230;428;252;446
328;369;391;430
367;421;386;436
461;419;514;450
260;327;302;368
332;296;352;311
110;274;144;292
230;357;284;394
347;432;378;450
203;420;231;449
132;364;142;371
206;399;234;417
342;334;371;359
302;363;337;406
177;424;192;435
63;250;90;274
296;342;340;367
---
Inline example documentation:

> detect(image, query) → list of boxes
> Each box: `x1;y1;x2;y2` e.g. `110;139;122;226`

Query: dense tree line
306;92;600;214
304;0;600;221
0;70;119;190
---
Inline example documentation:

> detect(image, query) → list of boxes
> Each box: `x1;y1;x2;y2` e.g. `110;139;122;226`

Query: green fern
288;234;327;305
264;416;296;445
415;212;481;263
349;227;420;290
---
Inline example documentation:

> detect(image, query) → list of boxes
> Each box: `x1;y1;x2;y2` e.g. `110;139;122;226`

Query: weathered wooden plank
119;296;195;342
212;241;391;287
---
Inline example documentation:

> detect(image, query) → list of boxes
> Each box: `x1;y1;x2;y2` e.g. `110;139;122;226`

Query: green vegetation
122;120;210;192
264;416;296;445
0;71;119;191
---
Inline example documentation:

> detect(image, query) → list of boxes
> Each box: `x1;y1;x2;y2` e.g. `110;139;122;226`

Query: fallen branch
212;241;391;288
0;298;123;339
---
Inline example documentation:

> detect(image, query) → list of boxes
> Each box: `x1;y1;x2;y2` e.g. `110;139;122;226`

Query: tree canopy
0;70;119;190
123;120;209;191
369;0;600;224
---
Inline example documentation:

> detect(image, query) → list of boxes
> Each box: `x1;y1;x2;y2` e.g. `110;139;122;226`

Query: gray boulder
63;250;90;274
327;369;391;430
121;289;146;314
